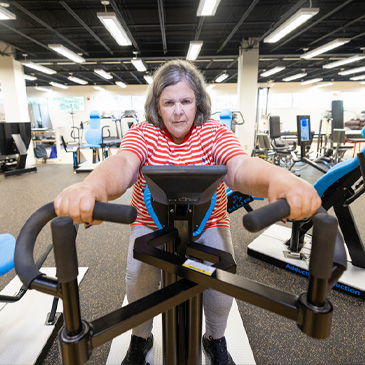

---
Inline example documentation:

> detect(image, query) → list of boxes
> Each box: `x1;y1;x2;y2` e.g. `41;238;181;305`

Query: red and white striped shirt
118;120;246;229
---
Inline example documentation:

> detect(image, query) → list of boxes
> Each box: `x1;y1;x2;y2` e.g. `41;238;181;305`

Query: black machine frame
289;115;328;174
14;166;347;364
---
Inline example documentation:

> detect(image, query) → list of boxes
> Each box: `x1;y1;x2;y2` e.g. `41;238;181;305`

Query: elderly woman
55;60;321;365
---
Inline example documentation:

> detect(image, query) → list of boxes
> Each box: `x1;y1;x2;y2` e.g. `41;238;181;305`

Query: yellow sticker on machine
183;259;216;276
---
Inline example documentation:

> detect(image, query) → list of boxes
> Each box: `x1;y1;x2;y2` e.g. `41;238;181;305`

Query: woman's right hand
54;182;108;225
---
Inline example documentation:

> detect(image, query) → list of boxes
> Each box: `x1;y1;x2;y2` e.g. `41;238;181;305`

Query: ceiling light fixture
68;76;88;85
93;85;105;91
313;82;333;88
349;74;365;81
22;62;57;75
48;44;85;63
215;72;229;83
131;54;147;72
186;41;203;61
97;12;132;46
49;81;68;89
338;65;365;75
0;4;16;20
323;55;365;69
24;74;37;81
282;72;307;81
143;75;153;84
94;69;113;79
264;8;319;43
197;0;221;16
35;86;52;92
300;78;323;85
116;81;127;88
301;38;351;59
260;66;285;77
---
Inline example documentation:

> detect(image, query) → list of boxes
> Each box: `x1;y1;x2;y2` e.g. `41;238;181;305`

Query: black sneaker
121;334;153;365
202;335;236;365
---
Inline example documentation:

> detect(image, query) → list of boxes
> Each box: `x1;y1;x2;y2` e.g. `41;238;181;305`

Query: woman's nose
174;103;183;115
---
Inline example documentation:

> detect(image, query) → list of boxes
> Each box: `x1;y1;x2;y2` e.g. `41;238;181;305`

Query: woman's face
158;80;197;144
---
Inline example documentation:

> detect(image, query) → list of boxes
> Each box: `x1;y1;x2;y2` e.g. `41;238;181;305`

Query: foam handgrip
92;201;137;224
242;199;290;233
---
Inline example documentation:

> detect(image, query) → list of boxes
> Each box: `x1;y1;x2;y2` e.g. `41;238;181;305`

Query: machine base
247;225;365;300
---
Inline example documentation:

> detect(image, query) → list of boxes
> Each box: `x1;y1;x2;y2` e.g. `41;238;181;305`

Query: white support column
0;45;35;165
236;39;259;154
0;47;29;123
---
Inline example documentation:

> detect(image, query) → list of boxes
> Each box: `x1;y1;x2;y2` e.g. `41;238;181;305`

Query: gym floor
0;150;364;365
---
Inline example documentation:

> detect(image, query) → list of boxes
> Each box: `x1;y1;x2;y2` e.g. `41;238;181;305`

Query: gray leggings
126;225;234;339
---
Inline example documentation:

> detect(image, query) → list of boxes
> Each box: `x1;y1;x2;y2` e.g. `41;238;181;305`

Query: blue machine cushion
84;110;102;147
314;144;365;197
144;185;217;237
0;233;16;276
219;109;233;129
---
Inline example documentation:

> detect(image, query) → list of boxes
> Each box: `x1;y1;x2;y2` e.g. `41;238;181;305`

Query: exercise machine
289;115;328;174
15;166;346;364
248;127;365;299
0;121;37;177
269;116;296;168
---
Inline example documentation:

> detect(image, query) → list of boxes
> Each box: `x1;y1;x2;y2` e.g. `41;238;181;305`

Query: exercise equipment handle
242;199;290;233
15;201;137;288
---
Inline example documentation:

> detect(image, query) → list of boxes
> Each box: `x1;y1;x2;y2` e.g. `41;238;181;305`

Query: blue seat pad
0;234;16;276
314;145;365;197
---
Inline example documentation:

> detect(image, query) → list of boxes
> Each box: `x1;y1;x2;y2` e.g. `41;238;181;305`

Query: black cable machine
15;166;346;364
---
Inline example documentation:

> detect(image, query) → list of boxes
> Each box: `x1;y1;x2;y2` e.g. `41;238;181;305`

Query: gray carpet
0;162;364;364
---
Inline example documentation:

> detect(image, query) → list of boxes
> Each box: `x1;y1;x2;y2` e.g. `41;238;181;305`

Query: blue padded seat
219;109;233;129
314;127;365;197
84;110;102;148
0;233;16;276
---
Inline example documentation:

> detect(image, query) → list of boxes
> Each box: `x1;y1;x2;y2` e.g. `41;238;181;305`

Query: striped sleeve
118;123;150;163
212;123;246;165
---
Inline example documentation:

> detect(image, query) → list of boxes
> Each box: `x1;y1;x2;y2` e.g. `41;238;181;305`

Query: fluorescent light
143;75;153;84
68;76;88;85
186;41;203;60
349;74;365;80
116;81;127;88
24;74;37;81
323;55;365;69
300;78;323;85
97;12;132;46
260;66;285;77
94;69;113;79
215;72;229;83
338;66;365;75
264;8;319;43
48;44;85;63
282;72;307;81
131;58;147;72
301;38;351;59
93;86;105;91
22;62;57;75
0;5;16;20
197;0;221;16
313;82;333;88
35;86;52;92
49;81;68;89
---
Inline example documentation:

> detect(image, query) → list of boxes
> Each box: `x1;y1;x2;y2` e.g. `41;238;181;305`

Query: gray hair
144;59;211;128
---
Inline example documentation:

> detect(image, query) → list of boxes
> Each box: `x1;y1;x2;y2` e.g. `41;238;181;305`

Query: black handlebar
14;202;137;288
242;199;290;232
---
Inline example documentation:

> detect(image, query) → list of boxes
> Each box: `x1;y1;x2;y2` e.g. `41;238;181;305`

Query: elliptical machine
15;165;346;364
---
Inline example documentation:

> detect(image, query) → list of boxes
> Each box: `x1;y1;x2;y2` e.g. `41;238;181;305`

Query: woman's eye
182;99;192;105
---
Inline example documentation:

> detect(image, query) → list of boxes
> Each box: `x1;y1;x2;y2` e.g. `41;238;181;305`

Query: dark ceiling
0;0;365;88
